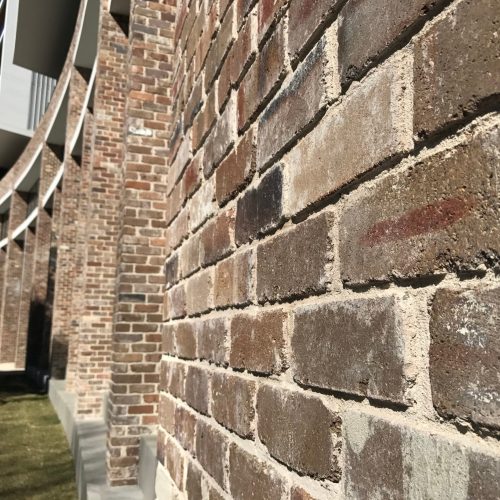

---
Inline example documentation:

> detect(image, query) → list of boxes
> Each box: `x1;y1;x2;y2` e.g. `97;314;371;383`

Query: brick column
50;153;82;379
0;193;28;364
50;65;90;380
26;145;63;372
15;226;36;369
106;0;174;486
75;4;127;418
66;111;95;391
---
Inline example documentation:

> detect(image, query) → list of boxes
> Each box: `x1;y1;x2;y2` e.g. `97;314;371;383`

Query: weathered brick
197;317;228;365
257;0;287;43
166;207;188;253
164;284;186;320
200;208;235;267
203;94;237;178
212;372;256;438
230;310;286;375
165;437;185;491
186;461;203;500
196;420;229;489
283;51;413;216
161;359;185;400
218;12;256;109
215;127;256;206
162;324;176;355
238;20;287;131
258;29;339;172
184;76;204;131
179;234;201;278
256;211;334;302
257;385;341;480
214;250;252;308
340;120;500;284
174;404;197;454
205;3;236;90
344;411;500;499
229;444;287;500
186;268;214;316
189;179;215;231
338;0;445;85
288;0;341;59
175;321;196;360
414;0;500;137
293;295;409;404
192;85;217;151
185;365;210;415
430;286;500;429
165;253;178;289
159;393;176;435
235;165;283;245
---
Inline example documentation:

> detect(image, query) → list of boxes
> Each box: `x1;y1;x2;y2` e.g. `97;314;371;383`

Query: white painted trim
13;143;43;190
0;237;7;249
0;189;12;209
12;207;38;240
69;60;97;153
42;163;64;207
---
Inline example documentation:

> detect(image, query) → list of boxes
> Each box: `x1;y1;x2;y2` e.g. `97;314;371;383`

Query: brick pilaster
75;4;128;418
106;0;174;486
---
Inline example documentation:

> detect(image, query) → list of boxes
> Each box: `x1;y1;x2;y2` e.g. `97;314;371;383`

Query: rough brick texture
0;0;498;496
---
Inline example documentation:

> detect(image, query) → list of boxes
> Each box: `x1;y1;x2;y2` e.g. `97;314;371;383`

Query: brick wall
0;0;497;495
157;0;500;498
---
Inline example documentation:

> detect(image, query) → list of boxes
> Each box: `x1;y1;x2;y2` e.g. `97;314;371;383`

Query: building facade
0;0;499;498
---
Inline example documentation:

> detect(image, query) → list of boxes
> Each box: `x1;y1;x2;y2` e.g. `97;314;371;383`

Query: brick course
0;0;498;495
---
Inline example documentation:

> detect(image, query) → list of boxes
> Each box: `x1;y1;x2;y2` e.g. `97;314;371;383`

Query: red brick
340;121;500;284
430;286;500;429
257;385;341;480
229;444;287;500
237;20;287;131
212;372;256;437
230;310;287;374
215;127;256;206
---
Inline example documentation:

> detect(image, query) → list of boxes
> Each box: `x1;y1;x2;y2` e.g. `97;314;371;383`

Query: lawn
0;373;77;500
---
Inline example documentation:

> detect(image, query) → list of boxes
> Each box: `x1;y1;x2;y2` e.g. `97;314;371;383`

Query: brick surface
230;310;287;374
235;165;284;245
430;287;500;429
214;250;253;308
414;0;500;137
340;121;500;284
288;0;340;59
196;420;229;489
283;52;413;217
257;29;339;171
212;372;256;437
186;268;214;316
256;211;335;302
203;94;237;178
344;411;500;499
197;317;228;365
238;20;287;131
257;385;341;480
338;0;445;85
229;444;287;500
185;365;210;415
200;208;235;267
293;295;409;404
215;127;256;206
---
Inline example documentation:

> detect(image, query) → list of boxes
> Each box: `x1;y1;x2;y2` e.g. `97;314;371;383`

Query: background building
0;0;498;498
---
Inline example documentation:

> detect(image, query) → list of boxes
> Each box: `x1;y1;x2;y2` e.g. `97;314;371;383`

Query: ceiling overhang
13;0;80;78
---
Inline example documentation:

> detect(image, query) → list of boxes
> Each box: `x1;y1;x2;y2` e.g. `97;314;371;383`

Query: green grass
0;374;77;500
